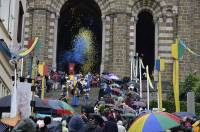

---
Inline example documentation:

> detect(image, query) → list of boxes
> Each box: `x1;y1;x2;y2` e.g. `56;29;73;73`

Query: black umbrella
0;95;10;112
0;95;53;114
89;113;104;125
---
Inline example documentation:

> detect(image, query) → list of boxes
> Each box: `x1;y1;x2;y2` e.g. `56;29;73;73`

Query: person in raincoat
11;118;37;132
62;120;69;132
117;120;126;132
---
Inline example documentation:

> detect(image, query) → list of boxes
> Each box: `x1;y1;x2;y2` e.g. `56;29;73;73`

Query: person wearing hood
62;120;69;132
82;115;103;132
11;118;37;132
103;120;118;132
117;120;126;132
68;115;85;132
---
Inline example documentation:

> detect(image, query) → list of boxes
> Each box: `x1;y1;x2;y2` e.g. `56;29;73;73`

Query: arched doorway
136;10;155;76
57;0;102;74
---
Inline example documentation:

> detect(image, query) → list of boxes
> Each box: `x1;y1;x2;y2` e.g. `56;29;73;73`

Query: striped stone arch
25;0;114;71
44;0;113;17
127;0;168;18
127;0;178;81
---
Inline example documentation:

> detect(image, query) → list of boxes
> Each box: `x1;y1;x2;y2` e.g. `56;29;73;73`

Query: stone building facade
24;0;200;81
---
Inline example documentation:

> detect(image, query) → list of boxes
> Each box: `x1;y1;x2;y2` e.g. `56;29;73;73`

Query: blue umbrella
173;112;197;118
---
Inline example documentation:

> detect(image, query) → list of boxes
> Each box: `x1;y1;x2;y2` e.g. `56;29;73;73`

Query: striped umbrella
43;99;74;115
128;112;181;132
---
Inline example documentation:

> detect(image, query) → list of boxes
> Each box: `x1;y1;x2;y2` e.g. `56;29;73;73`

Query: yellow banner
146;66;154;89
38;63;45;76
171;39;179;59
160;59;165;72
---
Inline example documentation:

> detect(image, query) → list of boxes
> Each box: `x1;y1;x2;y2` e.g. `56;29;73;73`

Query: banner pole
41;63;45;99
131;57;133;81
20;58;23;77
158;71;163;111
175;60;180;112
139;59;142;98
146;66;150;111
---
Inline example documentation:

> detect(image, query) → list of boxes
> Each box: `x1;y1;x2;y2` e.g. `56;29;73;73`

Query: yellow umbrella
192;120;200;132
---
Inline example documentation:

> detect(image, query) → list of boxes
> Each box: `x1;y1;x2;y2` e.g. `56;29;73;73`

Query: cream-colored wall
0;0;26;98
0;0;11;32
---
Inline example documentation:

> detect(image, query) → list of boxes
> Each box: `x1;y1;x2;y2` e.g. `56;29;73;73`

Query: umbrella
51;72;61;81
89;113;104;125
0;95;53;114
102;73;120;80
132;101;146;108
81;105;95;114
43;99;74;115
104;104;115;107
173;112;197;119
58;100;74;114
121;113;136;118
47;121;62;132
108;74;120;80
112;88;121;95
128;112;181;132
35;114;51;118
12;118;37;132
110;83;120;88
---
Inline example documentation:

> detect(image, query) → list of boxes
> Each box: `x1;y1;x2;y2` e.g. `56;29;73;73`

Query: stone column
154;17;159;81
178;0;195;80
111;13;130;78
100;17;106;74
52;15;58;70
31;9;47;62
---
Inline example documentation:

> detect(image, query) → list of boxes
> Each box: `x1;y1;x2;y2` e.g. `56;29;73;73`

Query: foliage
150;100;200;115
167;73;200;102
180;73;200;102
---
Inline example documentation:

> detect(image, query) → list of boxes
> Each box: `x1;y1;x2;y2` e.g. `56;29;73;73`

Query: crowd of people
5;72;200;132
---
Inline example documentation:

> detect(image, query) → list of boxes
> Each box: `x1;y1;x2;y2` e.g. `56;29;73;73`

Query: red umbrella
112;88;121;95
51;72;61;81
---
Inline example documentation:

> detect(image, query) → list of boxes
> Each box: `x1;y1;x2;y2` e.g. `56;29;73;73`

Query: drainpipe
8;0;11;32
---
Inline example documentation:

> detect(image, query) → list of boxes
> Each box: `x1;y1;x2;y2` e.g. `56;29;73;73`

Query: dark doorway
57;0;102;74
136;11;155;76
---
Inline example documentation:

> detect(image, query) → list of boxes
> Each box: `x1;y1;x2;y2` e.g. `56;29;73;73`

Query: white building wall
0;0;11;32
0;0;26;51
0;0;26;98
10;0;26;52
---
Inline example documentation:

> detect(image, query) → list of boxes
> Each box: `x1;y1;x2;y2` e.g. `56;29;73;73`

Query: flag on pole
171;38;181;112
155;58;165;72
155;58;165;111
146;66;154;89
18;37;39;58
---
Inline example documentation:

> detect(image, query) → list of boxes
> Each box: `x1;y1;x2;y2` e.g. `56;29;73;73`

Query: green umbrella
110;83;120;88
122;113;136;118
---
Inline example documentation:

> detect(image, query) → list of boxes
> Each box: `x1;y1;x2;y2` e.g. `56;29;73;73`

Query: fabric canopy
0;95;52;113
